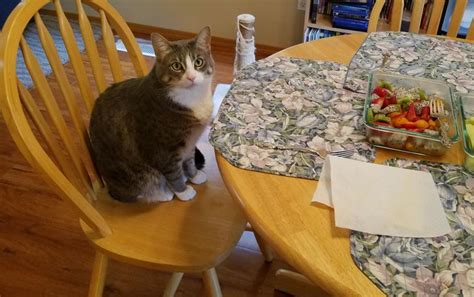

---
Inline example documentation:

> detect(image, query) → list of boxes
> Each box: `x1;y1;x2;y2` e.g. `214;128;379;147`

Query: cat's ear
195;26;211;51
151;32;172;58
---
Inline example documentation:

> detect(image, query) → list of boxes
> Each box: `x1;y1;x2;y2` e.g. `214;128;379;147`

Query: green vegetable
465;116;474;125
373;114;391;123
397;96;411;109
367;108;374;123
464;155;474;173
418;88;427;100
378;80;393;91
467;122;474;149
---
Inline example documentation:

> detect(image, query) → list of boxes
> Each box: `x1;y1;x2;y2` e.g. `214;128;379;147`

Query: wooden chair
415;0;473;40
369;0;473;40
368;0;405;33
0;0;247;296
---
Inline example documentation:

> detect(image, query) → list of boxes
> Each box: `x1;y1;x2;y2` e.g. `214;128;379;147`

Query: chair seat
80;141;247;273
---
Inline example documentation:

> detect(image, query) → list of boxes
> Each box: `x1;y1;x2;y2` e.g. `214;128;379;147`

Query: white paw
143;185;174;203
190;170;207;185
154;185;174;202
175;185;197;201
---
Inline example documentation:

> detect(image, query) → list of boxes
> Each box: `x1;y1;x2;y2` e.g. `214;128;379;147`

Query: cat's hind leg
140;174;174;203
108;188;139;203
104;164;148;203
161;161;197;201
183;156;207;185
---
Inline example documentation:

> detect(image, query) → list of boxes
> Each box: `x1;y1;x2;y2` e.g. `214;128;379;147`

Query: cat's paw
175;185;197;201
155;186;175;202
190;170;207;185
144;185;174;203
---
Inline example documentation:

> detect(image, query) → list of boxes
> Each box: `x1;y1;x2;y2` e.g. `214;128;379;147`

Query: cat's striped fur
89;27;214;202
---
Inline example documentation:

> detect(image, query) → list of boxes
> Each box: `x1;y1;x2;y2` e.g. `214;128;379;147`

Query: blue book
332;15;368;31
0;0;21;28
332;4;371;20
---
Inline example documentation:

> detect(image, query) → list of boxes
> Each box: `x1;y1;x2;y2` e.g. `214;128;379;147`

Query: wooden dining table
215;33;467;296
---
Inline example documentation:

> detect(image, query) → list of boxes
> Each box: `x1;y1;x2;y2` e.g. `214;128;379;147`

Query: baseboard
40;9;282;59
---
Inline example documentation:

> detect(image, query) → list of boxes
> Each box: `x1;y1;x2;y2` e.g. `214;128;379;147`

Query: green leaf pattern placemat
209;57;375;180
351;159;474;296
344;32;474;95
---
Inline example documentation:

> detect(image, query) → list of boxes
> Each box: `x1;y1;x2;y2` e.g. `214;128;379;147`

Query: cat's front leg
163;163;196;201
183;157;207;185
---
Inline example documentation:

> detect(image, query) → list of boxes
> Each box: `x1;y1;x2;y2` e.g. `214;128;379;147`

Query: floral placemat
344;32;474;95
209;57;375;179
351;158;474;296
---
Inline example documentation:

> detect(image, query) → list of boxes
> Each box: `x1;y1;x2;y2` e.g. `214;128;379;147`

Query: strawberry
371;97;385;106
383;96;397;108
420;106;430;121
406;103;418;122
373;86;388;97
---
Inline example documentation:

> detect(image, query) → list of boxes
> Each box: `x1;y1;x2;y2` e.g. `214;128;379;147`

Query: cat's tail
195;147;205;170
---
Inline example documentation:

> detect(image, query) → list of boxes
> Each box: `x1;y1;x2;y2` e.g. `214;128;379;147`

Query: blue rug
17;14;102;88
116;38;155;57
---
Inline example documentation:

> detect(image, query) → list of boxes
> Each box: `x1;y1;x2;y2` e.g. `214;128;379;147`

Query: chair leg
88;252;108;297
163;272;184;297
202;268;223;297
254;231;274;262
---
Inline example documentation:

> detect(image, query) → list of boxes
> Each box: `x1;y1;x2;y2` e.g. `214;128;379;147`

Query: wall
58;0;305;48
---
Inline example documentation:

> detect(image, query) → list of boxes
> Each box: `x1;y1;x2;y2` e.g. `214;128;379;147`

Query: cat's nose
186;75;196;82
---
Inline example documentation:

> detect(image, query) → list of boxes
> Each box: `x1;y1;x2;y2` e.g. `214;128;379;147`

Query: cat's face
151;27;214;89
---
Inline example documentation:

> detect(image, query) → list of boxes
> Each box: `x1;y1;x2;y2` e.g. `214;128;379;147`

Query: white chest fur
169;82;214;123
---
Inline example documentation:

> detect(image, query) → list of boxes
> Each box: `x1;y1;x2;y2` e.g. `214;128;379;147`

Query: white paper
313;156;451;237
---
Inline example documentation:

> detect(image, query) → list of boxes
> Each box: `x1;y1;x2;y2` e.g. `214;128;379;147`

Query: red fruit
383;96;397;108
373;86;388;97
387;96;397;105
406;103;418;122
371;97;385;106
402;122;417;129
420;106;430;121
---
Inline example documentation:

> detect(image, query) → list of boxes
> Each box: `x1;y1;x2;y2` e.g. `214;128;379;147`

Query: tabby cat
89;27;214;203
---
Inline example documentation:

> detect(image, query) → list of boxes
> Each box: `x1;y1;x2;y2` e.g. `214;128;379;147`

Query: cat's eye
170;62;182;72
194;58;204;68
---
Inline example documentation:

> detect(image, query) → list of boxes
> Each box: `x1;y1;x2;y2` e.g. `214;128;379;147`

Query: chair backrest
0;0;148;237
373;0;473;40
423;0;473;39
368;0;405;33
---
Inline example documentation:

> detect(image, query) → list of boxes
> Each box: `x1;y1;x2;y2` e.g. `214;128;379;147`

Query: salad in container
363;72;459;156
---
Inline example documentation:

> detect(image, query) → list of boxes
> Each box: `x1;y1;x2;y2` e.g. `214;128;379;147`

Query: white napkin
313;156;451;237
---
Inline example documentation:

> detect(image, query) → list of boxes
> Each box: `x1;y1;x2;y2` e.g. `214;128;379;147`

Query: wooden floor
0;36;297;296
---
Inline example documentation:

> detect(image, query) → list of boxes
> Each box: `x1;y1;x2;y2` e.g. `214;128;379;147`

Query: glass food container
363;72;459;156
459;94;474;173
